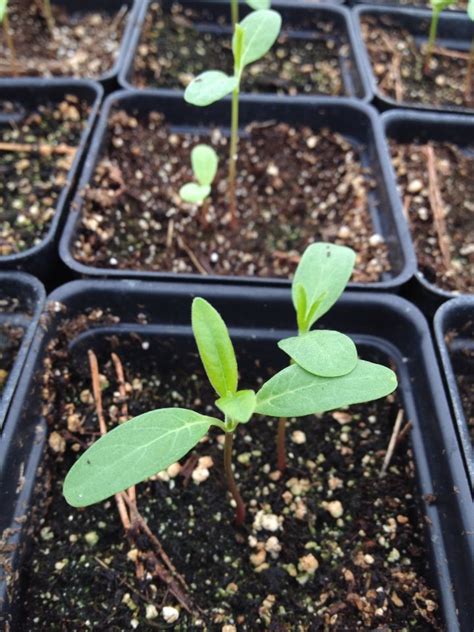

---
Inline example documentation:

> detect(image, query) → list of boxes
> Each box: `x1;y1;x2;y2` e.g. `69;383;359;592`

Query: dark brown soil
14;309;441;630
0;0;129;79
389;139;473;293
130;2;351;96
73;110;391;281
0;323;23;396
361;15;474;111
0;95;90;255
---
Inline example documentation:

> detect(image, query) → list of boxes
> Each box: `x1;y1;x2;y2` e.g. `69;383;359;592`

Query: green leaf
216;389;256;423
233;9;282;69
192;297;238;397
278;330;358;378
468;0;474;20
294;283;308;334
184;71;238;107
192;144;218;186
0;0;8;22
179;182;210;203
63;408;218;507
292;243;356;332
246;0;271;9
255;360;397;418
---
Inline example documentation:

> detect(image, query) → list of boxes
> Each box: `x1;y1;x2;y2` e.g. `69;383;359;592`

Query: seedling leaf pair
180;144;219;203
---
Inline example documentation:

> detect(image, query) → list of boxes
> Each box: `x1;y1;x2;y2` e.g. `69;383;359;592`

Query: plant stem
465;36;474;106
42;0;55;35
424;10;439;73
3;14;18;75
224;431;245;525
228;88;239;229
231;0;239;26
277;417;287;472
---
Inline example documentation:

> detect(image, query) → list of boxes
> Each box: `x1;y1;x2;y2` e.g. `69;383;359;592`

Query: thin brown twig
0;141;76;156
88;349;131;531
379;409;404;478
424;144;452;273
94;556;161;609
379;31;404;101
166;218;174;249
396;420;413;444
177;235;210;275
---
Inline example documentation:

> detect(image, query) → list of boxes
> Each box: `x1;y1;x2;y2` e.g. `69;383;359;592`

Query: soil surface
0;323;23;396
0;95;90;256
389;138;473;293
361;15;474;111
130;2;352;96
73;110;391;281
0;0;129;79
14;309;441;630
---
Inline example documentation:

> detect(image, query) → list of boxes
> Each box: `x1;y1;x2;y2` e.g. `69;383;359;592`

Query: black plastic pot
0;272;45;432
434;297;474;496
352;5;474;115
119;0;371;100
0;282;473;630
381;109;474;317
59;90;416;290
350;0;464;11
5;0;140;88
0;80;103;288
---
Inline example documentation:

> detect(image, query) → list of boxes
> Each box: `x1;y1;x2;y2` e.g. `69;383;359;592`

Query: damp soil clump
0;95;91;256
130;1;349;96
389;138;473;293
16;310;441;629
361;15;473;111
73;110;391;281
0;0;129;79
0;323;23;396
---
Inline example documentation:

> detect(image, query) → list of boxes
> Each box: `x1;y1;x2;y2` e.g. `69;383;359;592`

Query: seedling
179;144;219;227
231;0;271;25
63;244;397;527
275;242;357;471
425;0;454;72
184;9;282;229
0;0;17;73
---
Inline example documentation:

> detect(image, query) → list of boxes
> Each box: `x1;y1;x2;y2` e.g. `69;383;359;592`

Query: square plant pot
435;297;474;495
0;80;102;286
119;0;372;100
59;90;416;289
381;109;474;315
353;6;474;114
0;0;140;86
0;282;472;629
0;272;44;431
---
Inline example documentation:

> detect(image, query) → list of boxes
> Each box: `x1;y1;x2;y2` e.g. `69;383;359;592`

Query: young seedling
275;242;357;471
0;0;17;73
425;0;454;72
179;144;219;228
184;9;282;229
64;245;397;528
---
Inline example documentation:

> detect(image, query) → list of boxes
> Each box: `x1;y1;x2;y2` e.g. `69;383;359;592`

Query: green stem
424;10;439;73
228;87;239;229
42;0;55;35
224;430;245;525
231;0;239;26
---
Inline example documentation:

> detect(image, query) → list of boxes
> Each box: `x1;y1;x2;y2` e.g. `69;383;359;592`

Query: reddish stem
277;417;287;473
224;431;245;525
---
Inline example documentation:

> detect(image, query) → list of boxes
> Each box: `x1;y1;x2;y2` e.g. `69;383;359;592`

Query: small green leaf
292;243;356;331
184;71;239;107
216;389;256;423
63;408;218;507
246;0;271;9
233;9;282;69
255;360;397;418
192;144;218;187
192;297;238;397
278;330;358;377
179;182;210;203
0;0;8;22
468;0;474;20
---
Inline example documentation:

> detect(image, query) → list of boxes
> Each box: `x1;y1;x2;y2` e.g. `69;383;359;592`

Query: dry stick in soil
380;31;404;101
424;144;453;274
379;409;405;478
88;350;197;614
0;141;76;156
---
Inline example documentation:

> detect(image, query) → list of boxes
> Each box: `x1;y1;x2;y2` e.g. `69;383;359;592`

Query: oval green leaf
0;0;7;22
246;0;271;9
255;360;397;418
216;389;256;423
192;144;219;186
292;243;356;332
64;408;217;507
192;297;238;397
233;9;282;69
278;330;358;377
179;182;210;203
184;71;238;107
